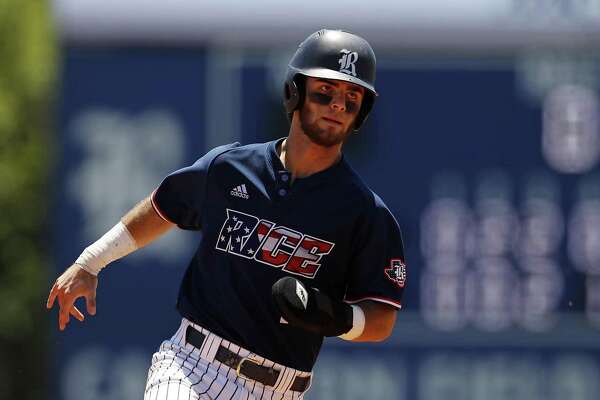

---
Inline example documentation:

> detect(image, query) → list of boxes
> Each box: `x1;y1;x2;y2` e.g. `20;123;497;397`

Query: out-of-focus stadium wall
52;0;600;50
49;2;600;399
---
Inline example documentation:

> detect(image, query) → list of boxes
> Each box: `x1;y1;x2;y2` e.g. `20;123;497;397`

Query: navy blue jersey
151;139;406;371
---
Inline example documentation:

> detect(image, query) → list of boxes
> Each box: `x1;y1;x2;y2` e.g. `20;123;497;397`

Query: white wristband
338;304;366;341
75;221;138;276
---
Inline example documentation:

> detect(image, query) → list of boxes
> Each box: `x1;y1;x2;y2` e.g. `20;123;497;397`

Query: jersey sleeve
151;143;239;230
344;195;406;309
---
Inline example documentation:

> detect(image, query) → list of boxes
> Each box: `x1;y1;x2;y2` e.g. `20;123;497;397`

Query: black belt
185;325;310;392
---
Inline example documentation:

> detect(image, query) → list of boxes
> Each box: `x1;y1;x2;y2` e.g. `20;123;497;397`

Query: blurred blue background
18;0;600;398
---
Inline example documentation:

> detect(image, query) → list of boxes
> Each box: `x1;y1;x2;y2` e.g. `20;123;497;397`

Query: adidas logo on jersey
230;184;249;199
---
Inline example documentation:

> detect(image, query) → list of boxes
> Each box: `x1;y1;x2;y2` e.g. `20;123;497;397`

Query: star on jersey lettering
215;209;335;279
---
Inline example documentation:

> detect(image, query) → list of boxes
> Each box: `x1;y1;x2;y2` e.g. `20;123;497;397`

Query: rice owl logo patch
385;259;406;288
338;49;358;77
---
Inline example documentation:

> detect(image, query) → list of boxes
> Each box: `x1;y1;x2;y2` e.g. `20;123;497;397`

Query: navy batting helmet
283;29;377;131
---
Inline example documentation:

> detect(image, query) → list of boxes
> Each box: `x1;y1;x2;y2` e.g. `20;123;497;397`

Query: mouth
321;116;342;125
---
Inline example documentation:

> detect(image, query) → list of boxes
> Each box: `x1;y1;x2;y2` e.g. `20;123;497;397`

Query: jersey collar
265;138;346;188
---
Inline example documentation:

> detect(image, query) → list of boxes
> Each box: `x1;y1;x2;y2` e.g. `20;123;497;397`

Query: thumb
86;293;97;315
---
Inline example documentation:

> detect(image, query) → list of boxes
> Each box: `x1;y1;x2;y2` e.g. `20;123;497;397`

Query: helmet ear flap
283;74;305;121
353;92;375;131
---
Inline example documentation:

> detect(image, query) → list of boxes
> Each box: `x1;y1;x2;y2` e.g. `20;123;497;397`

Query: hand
271;277;353;337
46;264;98;331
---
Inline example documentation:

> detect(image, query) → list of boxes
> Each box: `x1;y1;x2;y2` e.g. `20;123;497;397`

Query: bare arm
46;195;175;330
122;196;175;247
350;301;397;342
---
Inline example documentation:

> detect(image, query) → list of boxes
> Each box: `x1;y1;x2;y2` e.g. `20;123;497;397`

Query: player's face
298;77;364;147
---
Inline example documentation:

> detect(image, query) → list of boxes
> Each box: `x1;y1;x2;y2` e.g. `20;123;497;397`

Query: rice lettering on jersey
215;208;335;278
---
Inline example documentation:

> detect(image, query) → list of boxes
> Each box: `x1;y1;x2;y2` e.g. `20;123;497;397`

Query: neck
279;123;343;181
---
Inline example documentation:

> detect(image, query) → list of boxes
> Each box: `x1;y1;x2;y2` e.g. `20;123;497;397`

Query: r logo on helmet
338;49;358;77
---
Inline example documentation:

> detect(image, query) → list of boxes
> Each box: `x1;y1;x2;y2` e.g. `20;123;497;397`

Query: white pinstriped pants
144;318;312;400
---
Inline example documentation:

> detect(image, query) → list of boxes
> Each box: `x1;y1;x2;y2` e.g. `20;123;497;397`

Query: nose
329;92;346;112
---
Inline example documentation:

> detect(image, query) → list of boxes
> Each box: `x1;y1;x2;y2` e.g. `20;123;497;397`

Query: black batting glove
271;277;353;337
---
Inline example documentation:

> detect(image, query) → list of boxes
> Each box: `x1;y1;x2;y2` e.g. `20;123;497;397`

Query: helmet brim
289;66;377;96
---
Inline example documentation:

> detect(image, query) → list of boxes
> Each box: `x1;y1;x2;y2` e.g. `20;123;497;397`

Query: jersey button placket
276;171;291;198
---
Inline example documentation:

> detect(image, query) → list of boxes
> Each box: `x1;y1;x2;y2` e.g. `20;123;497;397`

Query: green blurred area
0;0;57;397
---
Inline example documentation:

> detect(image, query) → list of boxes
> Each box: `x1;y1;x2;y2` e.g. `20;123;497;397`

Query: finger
85;294;96;316
70;305;84;322
47;285;58;309
59;296;75;331
59;308;70;331
59;312;68;331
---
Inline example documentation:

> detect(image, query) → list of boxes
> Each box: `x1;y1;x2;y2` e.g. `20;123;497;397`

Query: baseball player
47;29;406;400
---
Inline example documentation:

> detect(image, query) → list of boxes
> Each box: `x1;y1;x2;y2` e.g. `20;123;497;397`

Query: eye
347;92;360;101
319;85;331;92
